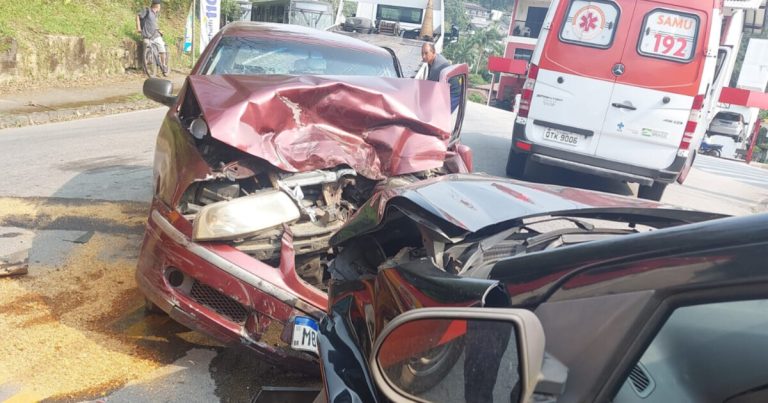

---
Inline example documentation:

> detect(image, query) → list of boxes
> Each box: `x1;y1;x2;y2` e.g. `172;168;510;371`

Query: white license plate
542;127;582;147
291;316;319;354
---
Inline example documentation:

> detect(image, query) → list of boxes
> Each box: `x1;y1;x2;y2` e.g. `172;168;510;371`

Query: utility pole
419;0;434;40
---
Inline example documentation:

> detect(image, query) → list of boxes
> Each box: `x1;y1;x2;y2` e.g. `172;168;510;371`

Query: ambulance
506;0;737;200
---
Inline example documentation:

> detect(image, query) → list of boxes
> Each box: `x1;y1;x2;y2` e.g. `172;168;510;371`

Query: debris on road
0;250;28;277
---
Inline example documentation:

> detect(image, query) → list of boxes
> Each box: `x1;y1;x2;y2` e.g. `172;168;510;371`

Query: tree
444;36;477;66
469;23;503;73
220;0;244;24
444;23;504;76
445;0;469;29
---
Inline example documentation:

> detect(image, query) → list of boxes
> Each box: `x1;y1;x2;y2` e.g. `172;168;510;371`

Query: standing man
137;0;168;76
421;43;450;82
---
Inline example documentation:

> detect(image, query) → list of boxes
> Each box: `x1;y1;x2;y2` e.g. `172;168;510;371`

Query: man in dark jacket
136;0;168;76
422;43;450;82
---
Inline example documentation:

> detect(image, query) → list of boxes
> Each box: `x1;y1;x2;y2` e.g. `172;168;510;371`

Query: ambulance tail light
518;64;539;119
678;94;705;157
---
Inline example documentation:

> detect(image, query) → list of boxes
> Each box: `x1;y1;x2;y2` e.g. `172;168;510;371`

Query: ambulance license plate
291;316;319;354
543;127;582;147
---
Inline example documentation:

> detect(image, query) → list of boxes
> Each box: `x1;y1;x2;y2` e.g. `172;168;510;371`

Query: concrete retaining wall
0;35;143;85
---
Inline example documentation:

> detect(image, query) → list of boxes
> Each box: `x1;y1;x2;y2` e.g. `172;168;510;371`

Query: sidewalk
0;71;187;129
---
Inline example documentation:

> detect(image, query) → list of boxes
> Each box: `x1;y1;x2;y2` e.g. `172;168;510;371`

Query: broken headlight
192;190;300;241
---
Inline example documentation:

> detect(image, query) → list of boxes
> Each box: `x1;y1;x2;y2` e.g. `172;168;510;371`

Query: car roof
218;21;392;57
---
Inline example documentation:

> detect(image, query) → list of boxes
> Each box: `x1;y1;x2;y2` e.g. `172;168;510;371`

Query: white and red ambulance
506;0;732;200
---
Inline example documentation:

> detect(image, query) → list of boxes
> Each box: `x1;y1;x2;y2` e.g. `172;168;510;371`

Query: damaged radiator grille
190;280;249;324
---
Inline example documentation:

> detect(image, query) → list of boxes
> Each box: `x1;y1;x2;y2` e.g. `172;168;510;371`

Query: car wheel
387;336;464;394
714;149;721;158
638;182;667;201
506;151;529;178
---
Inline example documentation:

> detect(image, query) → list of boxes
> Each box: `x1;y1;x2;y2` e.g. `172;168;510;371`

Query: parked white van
505;0;731;200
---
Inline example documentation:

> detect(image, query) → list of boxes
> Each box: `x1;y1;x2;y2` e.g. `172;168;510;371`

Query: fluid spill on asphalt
0;197;320;401
0;196;209;400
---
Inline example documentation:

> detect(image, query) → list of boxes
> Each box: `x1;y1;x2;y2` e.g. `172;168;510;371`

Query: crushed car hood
187;75;452;179
331;174;727;245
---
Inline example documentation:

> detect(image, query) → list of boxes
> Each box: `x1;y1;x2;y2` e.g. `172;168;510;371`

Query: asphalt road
694;154;768;188
0;103;766;402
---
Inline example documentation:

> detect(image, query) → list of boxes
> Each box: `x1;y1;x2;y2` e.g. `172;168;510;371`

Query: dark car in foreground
254;173;767;402
136;21;473;369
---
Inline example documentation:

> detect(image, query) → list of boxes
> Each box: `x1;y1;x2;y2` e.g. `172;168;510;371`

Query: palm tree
445;37;477;68
470;24;504;74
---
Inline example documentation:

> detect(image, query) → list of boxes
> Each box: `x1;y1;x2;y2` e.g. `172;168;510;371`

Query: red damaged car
136;21;471;368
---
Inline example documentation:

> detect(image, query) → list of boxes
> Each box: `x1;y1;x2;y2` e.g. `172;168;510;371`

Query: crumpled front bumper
136;202;324;371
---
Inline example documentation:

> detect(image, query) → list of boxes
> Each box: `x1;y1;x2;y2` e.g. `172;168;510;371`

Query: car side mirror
370;307;545;403
439;64;469;146
143;78;176;107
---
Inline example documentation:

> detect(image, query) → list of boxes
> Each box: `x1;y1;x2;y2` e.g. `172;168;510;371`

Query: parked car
255;173;768;403
707;111;746;141
506;0;737;201
136;21;471;370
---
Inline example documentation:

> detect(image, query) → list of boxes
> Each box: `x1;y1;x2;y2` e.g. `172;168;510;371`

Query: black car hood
331;174;726;246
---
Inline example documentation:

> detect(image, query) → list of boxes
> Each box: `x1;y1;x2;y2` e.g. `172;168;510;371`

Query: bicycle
141;36;169;78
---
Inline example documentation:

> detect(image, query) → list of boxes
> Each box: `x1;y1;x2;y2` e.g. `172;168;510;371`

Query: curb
0;99;161;130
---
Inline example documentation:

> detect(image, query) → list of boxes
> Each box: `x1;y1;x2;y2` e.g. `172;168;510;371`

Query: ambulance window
559;0;620;49
638;9;699;62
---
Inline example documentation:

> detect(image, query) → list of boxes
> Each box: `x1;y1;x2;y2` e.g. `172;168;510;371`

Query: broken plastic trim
150;210;324;319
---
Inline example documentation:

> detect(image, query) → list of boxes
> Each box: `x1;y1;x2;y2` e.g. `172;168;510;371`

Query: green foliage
445;0;469;28
469;73;487;86
758;125;768;145
444;23;504;77
340;1;357;17
0;0;190;47
221;0;244;24
468;92;486;103
464;0;515;12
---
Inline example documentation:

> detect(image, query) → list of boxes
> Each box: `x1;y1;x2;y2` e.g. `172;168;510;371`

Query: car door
529;0;629;156
439;63;469;146
526;213;768;403
596;2;712;169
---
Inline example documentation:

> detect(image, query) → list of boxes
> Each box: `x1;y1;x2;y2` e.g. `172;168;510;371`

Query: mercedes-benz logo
612;63;625;76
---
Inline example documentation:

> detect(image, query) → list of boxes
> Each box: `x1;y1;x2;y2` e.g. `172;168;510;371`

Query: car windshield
202;36;398;77
716;112;742;122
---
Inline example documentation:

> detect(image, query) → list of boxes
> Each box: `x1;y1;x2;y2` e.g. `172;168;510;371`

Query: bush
468;93;486;103
469;73;488;87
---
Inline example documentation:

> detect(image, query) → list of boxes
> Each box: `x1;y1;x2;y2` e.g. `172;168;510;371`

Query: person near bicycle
136;0;168;76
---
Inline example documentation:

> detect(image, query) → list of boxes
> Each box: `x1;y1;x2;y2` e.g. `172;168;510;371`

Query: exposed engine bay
329;211;650;282
176;134;439;291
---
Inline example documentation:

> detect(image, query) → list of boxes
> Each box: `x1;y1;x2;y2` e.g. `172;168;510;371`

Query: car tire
714;149;721;158
638;182;667;201
506;151;529;178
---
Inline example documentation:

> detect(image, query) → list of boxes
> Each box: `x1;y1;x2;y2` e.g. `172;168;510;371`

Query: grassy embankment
0;0;192;72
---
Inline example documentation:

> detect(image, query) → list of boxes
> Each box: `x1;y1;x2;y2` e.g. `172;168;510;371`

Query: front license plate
292;316;319;354
543;127;582;147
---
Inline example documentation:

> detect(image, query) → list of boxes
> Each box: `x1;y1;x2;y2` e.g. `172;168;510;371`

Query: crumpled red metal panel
187;75;452;179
